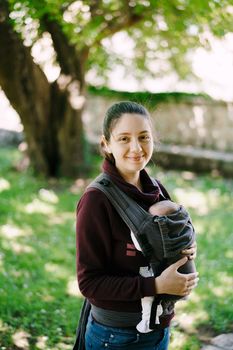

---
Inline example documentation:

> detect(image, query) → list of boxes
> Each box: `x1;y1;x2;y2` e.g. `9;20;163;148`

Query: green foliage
6;0;233;80
88;84;211;109
0;147;233;349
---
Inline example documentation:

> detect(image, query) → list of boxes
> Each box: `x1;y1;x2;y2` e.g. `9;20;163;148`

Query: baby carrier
73;172;195;349
89;173;195;280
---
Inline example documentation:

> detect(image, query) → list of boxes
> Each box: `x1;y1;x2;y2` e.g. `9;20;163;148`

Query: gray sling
86;173;195;329
88;173;195;279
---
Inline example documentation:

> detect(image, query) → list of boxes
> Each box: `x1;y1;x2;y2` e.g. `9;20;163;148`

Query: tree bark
0;0;149;177
0;2;86;177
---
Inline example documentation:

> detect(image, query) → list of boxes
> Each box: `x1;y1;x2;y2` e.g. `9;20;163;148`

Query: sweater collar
102;158;160;208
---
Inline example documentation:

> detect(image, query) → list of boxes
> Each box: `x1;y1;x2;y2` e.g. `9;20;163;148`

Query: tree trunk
0;4;87;177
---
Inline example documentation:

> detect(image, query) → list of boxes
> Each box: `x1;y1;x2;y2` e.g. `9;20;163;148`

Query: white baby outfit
131;231;163;333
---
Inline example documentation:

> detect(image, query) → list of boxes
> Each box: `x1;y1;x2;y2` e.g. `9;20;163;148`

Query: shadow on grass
0;148;87;349
162;171;233;349
1;148;233;349
0;208;84;349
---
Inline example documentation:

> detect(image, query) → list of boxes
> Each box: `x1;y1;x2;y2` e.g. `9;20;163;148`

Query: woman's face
105;113;154;178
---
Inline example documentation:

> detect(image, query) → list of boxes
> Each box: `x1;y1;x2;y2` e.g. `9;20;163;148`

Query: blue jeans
85;314;170;349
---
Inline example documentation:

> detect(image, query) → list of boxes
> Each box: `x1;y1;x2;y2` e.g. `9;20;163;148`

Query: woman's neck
119;171;142;190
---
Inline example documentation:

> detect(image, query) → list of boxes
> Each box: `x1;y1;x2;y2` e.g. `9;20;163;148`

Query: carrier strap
89;173;148;232
87;173;167;263
87;173;170;330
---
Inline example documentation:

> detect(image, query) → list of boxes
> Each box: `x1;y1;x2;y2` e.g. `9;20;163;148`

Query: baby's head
149;200;180;216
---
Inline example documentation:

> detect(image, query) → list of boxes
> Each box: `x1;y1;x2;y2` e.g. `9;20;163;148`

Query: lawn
0;146;232;350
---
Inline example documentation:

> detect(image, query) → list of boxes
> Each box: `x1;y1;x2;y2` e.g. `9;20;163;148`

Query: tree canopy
8;0;233;79
0;0;233;177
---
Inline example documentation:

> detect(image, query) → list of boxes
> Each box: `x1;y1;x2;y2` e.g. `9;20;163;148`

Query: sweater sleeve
76;188;155;302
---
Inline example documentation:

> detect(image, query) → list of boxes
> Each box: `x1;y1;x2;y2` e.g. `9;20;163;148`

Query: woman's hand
182;241;197;260
155;257;199;296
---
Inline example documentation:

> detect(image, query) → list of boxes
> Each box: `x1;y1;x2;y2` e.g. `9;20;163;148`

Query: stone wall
83;95;233;176
83;95;233;153
1;92;233;175
153;100;233;152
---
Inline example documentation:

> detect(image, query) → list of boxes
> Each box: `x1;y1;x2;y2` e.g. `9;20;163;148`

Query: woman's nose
130;138;142;151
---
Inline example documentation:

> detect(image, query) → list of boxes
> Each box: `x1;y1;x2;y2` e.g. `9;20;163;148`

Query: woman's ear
101;135;111;154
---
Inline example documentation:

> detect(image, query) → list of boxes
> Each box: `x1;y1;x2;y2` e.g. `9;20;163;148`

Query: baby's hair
149;200;180;216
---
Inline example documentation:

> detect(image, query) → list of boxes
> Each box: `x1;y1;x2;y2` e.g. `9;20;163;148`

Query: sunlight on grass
45;263;71;279
12;330;30;349
1;147;233;350
0;177;10;192
41;294;55;302
189;291;201;303
174;188;210;214
52;341;71;350
24;198;56;214
175;307;209;331
0;223;34;253
67;278;82;297
38;188;59;203
225;250;233;258
4;241;34;253
213;273;233;297
0;223;32;239
35;335;48;349
10;270;23;278
170;330;189;349
48;212;74;225
174;293;210;333
170;328;200;350
0;319;10;332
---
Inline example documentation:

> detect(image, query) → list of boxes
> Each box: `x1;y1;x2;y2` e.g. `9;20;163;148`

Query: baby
131;200;196;333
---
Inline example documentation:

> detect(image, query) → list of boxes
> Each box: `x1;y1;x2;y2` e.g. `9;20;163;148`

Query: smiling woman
75;101;198;350
101;112;154;188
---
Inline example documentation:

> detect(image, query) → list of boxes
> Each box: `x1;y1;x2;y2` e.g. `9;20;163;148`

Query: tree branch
90;2;145;46
89;0;101;19
41;15;88;88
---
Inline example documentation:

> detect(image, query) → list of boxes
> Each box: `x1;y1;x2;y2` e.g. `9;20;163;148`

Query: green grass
150;166;233;349
0;147;99;349
0;147;233;349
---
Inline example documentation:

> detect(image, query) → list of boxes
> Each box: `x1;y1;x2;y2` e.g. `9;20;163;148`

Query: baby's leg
136;296;155;333
136;266;162;333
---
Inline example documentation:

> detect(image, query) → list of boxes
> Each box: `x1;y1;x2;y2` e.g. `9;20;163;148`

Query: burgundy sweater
76;159;174;327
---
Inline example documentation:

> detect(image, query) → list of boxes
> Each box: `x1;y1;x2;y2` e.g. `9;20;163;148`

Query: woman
76;101;198;350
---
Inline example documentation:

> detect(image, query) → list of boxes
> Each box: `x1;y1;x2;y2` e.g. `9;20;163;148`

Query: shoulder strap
87;173;168;263
72;298;91;350
87;173;148;236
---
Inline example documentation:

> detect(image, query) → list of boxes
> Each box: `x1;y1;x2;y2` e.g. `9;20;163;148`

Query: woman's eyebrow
115;130;150;136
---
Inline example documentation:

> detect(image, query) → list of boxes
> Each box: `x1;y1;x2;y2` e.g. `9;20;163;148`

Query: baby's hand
181;241;197;260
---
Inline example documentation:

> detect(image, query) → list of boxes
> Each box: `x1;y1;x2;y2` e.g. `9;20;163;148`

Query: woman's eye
140;135;151;142
119;137;129;142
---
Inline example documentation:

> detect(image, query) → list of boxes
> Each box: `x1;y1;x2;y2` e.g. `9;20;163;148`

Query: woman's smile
126;154;145;162
103;113;154;185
